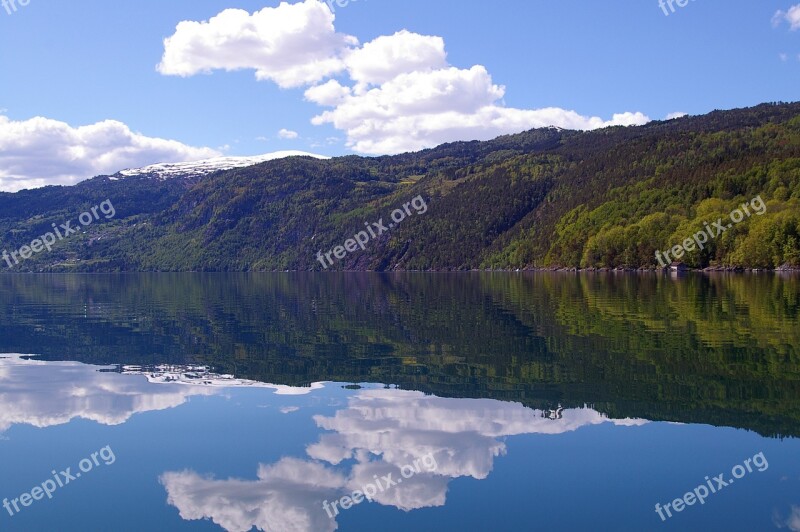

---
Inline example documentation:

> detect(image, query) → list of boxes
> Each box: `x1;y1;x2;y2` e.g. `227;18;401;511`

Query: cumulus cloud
157;0;358;88
307;28;649;154
666;112;688;120
0;114;219;192
344;30;447;86
278;128;299;139
157;2;651;156
310;64;649;154
304;80;352;107
773;5;800;30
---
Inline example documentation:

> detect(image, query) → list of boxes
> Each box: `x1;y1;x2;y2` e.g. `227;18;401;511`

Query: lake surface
0;273;798;531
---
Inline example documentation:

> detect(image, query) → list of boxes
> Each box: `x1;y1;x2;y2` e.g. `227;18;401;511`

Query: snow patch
118;151;329;179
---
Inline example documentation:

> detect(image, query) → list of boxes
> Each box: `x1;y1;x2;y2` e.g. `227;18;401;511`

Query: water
0;273;798;531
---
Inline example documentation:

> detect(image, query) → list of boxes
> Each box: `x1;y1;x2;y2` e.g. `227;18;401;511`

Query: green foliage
1;102;800;271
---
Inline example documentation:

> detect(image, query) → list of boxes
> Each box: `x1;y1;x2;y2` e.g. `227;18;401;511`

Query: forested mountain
1;102;800;271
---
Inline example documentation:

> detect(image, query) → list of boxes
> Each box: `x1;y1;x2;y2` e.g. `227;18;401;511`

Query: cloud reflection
162;388;648;531
0;355;216;431
161;459;346;532
774;505;800;531
0;355;324;432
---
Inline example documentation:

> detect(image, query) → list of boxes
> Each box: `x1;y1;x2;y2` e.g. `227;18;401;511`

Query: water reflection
0;356;321;433
0;273;797;438
1;356;795;531
161;459;346;532
0;355;214;431
161;388;647;532
773;505;800;531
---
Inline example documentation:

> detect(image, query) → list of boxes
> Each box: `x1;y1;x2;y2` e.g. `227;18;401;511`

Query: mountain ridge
116;150;329;180
1;102;799;272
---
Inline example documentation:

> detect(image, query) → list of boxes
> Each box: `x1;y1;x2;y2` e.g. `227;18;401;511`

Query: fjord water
0;273;798;531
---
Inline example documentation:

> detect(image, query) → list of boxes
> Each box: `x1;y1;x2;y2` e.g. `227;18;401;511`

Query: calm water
0;273;798;531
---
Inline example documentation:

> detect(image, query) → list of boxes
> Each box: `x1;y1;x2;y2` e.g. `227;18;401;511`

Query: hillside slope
1;102;799;271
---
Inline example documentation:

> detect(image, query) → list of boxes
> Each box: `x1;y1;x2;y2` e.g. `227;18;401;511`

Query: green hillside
1;102;800;271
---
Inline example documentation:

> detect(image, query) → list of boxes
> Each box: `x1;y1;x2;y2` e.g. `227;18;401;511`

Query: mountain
116;151;329;180
1;102;799;272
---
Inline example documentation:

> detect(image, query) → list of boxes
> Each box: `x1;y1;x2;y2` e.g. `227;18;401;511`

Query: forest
1;102;799;271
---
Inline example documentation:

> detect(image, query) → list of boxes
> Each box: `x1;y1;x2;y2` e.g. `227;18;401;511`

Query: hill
1;102;799;271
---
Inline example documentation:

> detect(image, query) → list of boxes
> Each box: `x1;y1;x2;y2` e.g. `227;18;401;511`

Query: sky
0;0;799;191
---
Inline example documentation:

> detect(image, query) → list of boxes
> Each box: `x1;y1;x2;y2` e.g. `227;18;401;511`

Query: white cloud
666;112;688;120
773;5;800;30
278;128;299;139
304;80;352;106
344;30;447;86
310;65;649;154
157;0;358;89
0;114;220;192
155;1;650;156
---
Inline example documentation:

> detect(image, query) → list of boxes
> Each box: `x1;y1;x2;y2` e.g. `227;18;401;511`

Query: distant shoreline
1;267;799;274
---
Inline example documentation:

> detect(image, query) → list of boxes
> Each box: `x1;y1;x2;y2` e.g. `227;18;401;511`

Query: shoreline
2;267;800;274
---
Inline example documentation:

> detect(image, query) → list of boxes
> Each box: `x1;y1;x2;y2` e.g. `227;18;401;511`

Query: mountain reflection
161;388;647;532
0;273;798;438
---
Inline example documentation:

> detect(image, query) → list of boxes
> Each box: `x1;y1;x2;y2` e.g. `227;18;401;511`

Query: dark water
0;273;798;531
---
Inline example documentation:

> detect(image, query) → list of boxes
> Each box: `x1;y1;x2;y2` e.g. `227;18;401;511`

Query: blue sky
0;0;798;191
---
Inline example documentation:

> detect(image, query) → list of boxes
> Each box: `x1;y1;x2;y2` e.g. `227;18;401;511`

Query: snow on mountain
116;151;329;179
